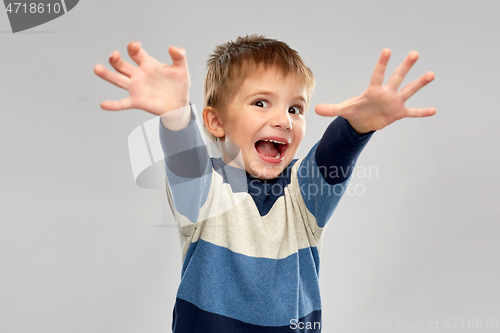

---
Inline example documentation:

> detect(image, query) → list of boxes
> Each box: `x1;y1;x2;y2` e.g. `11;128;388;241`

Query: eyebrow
247;91;307;104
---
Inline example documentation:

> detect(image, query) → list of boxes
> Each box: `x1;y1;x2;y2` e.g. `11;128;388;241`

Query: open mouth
254;138;289;163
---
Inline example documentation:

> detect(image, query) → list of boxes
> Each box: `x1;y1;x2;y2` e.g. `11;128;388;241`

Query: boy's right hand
94;42;190;116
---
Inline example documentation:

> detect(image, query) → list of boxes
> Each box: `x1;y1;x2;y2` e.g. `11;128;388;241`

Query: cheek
294;123;306;145
230;128;253;151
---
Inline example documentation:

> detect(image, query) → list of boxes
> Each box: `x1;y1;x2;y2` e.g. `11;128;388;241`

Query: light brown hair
203;34;316;141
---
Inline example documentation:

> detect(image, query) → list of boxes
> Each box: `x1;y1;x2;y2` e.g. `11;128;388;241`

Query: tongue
255;140;278;157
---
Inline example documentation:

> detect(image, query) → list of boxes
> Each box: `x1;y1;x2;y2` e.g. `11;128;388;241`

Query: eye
289;106;301;115
253;100;269;108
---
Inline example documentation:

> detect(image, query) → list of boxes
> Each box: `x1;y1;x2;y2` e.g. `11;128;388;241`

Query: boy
94;34;435;332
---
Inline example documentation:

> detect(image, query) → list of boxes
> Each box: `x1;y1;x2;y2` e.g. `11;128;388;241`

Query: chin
247;160;288;180
249;144;293;178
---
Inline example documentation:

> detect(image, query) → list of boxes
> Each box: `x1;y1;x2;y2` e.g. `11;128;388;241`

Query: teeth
257;139;285;160
262;139;286;145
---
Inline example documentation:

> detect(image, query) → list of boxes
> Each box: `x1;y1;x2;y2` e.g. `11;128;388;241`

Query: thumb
315;103;342;117
169;46;188;68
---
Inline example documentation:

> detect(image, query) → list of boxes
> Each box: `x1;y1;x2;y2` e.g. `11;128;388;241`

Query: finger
109;51;135;77
168;46;188;68
404;107;437;118
127;41;151;66
94;64;131;90
100;98;133;111
369;48;391;86
315;103;342;117
399;71;435;101
386;51;419;90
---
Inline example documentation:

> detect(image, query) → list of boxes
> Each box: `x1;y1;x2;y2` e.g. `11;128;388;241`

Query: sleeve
159;105;212;225
296;116;374;228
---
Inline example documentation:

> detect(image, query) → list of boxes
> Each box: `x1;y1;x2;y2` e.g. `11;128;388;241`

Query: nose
271;109;292;130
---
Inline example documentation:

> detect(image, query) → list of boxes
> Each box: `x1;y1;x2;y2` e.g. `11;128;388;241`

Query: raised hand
94;42;190;116
315;49;435;134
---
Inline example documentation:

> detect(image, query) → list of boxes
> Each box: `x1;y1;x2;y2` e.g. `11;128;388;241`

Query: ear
203;106;225;139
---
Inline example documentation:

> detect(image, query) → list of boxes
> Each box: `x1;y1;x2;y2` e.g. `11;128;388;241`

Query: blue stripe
177;239;321;327
165;159;212;223
212;157;249;193
160;107;213;222
297;143;351;228
315;116;374;185
172;297;322;333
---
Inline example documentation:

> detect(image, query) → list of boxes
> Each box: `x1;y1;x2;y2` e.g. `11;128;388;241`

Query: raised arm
94;43;211;224
315;49;436;134
297;49;435;229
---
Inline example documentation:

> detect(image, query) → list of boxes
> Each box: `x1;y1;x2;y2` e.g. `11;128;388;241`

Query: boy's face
220;67;307;180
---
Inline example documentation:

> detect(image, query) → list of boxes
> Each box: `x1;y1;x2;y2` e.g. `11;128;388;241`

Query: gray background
1;1;499;332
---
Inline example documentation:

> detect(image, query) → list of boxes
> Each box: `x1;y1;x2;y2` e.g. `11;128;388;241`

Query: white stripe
175;159;324;260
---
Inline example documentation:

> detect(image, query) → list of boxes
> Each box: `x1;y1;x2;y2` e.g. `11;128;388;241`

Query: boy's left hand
315;49;436;134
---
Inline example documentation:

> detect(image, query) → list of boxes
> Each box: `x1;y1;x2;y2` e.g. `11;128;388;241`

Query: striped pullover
159;106;373;332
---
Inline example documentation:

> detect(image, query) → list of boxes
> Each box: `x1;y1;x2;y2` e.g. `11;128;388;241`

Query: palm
316;49;435;134
127;56;189;115
348;84;408;131
94;42;190;116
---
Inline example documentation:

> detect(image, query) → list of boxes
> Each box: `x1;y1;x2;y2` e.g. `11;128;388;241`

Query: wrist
347;119;371;134
160;104;191;131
